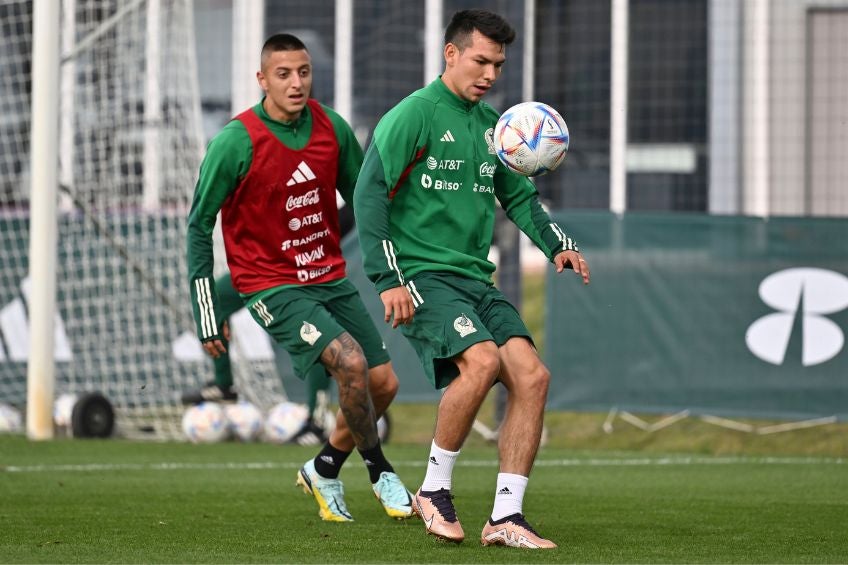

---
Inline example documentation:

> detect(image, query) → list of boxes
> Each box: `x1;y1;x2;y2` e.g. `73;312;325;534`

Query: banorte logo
746;268;848;366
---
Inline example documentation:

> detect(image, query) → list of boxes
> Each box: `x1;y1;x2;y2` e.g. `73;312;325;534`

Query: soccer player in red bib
186;33;413;522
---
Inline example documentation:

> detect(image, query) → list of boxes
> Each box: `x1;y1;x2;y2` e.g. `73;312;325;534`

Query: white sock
490;473;528;521
420;440;460;492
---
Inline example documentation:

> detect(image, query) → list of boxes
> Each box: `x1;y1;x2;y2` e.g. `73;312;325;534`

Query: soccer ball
493;101;569;177
377;413;391;444
0;403;23;433
264;401;309;444
224;401;263;442
182;402;229;443
53;393;78;429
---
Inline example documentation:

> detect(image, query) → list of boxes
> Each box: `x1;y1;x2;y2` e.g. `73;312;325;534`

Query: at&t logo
746;268;848;366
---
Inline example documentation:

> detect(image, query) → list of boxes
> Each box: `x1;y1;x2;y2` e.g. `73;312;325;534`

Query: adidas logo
429;456;439;465
286;160;316;186
497;487;512;495
440;130;455;142
0;277;72;362
319;455;335;466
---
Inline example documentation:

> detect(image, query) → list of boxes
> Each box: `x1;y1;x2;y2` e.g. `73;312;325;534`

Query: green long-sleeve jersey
186;99;362;340
354;78;579;294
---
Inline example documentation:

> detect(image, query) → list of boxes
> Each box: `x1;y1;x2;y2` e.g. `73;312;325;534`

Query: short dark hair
261;33;308;67
444;9;516;50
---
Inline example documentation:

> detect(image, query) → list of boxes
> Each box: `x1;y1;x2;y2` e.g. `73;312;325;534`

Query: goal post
26;0;61;440
1;0;288;441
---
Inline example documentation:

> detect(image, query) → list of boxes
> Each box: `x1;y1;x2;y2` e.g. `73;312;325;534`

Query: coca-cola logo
286;188;320;211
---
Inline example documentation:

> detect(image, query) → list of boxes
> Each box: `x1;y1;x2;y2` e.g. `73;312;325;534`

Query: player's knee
478;354;501;384
328;350;369;387
461;342;500;385
382;372;400;401
341;352;369;380
525;364;551;398
369;365;399;403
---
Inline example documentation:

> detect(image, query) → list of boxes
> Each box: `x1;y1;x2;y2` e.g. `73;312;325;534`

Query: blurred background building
191;0;847;217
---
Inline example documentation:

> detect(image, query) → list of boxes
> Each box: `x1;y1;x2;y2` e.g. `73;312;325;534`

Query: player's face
442;30;506;103
257;49;313;122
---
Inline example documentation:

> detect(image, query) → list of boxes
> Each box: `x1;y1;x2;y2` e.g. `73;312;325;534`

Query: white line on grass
2;456;842;473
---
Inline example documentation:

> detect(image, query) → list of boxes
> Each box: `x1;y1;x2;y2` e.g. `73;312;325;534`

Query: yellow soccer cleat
372;471;415;519
296;459;354;522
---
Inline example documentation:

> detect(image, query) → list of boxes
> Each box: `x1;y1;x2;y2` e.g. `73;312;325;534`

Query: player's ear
256;70;267;92
444;42;457;67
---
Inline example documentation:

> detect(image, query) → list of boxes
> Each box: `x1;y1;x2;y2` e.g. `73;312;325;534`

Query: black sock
313;442;352;479
358;443;394;483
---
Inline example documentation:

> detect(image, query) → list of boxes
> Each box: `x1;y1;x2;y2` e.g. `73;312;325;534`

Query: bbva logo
746;268;848;366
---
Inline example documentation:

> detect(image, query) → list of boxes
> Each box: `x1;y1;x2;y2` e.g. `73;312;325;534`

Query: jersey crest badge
300;321;322;346
453;314;477;338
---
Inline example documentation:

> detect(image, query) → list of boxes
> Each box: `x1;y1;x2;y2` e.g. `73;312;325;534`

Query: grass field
2;434;846;564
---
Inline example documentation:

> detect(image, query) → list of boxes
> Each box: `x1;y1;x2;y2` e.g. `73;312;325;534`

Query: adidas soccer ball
493;101;569;177
182;402;229;443
0;402;23;433
224;401;263;442
264;401;309;444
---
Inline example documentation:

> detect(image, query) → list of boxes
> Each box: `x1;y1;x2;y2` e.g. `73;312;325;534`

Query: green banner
5;212;845;418
546;211;848;421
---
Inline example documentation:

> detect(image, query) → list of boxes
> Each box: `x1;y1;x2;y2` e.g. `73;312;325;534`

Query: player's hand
555;250;590;285
201;321;229;358
380;286;415;328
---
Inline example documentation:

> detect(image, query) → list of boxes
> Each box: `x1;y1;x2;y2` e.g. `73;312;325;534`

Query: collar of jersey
432;77;477;113
257;95;310;129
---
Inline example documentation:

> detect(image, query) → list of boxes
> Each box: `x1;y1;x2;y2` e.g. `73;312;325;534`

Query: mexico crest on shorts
300;321;322;346
453;313;477;337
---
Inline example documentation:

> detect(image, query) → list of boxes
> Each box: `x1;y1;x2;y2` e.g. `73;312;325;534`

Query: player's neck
262;97;303;123
439;74;463;100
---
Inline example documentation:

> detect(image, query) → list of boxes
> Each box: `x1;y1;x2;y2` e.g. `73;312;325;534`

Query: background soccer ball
493;101;569;177
377;413;391;444
0;402;23;433
53;393;78;429
264;401;309;444
182;402;229;443
224;401;263;442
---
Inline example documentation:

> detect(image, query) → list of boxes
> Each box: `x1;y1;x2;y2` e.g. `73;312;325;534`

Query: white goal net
0;0;285;439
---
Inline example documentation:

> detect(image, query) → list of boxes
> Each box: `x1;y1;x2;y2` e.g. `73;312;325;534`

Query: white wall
767;0;848;216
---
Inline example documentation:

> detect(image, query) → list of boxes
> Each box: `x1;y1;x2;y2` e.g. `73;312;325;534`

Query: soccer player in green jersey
186;33;414;522
180;271;334;445
354;10;591;548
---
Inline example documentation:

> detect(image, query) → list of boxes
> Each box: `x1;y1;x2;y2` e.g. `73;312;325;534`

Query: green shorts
400;273;533;389
244;279;390;378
